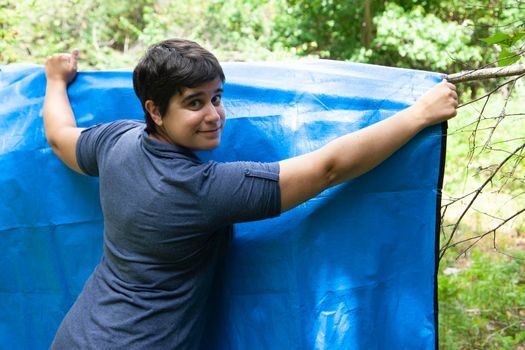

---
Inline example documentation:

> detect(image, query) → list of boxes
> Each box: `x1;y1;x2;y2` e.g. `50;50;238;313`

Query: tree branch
447;63;525;83
439;142;525;260
451;207;525;259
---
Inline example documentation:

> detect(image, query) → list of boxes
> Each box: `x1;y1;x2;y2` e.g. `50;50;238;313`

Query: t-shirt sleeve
198;161;281;225
76;120;137;176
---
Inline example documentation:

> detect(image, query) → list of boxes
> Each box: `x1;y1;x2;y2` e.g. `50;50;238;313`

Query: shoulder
76;119;145;176
81;119;143;136
79;119;144;148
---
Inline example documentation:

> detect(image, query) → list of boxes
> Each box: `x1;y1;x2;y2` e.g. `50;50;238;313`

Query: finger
447;82;456;91
450;92;457;102
59;53;70;62
48;54;62;64
71;48;79;70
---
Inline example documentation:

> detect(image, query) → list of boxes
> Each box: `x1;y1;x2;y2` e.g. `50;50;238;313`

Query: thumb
70;48;79;70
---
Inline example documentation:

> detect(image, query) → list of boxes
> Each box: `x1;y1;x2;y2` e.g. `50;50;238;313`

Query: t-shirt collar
141;129;200;160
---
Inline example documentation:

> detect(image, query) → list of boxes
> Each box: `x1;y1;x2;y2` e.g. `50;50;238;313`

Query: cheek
178;112;201;128
218;106;226;121
164;112;197;135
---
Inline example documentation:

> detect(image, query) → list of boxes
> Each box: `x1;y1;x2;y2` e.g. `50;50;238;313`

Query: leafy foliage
481;31;525;66
439;251;525;349
353;3;483;72
2;0;523;72
271;0;384;59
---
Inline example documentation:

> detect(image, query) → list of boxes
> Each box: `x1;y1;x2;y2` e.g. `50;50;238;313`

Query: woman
44;39;457;349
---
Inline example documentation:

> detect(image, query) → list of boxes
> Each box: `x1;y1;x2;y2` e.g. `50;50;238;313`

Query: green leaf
498;48;521;67
480;32;511;45
511;32;525;46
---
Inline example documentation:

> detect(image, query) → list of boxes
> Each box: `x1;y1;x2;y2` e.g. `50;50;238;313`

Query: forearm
279;80;457;212
43;80;77;149
322;106;426;186
279;106;426;211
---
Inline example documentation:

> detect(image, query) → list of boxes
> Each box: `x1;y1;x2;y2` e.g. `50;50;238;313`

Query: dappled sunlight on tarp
0;61;444;349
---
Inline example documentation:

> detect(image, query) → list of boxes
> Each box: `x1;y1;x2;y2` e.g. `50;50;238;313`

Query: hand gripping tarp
0;61;445;350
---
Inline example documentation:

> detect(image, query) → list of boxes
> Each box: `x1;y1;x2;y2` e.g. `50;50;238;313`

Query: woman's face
151;77;226;150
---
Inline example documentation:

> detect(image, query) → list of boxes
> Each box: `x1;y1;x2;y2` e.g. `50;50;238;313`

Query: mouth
197;126;222;137
198;127;220;133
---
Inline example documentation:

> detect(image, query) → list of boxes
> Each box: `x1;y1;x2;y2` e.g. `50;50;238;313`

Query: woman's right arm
278;80;458;212
43;49;85;174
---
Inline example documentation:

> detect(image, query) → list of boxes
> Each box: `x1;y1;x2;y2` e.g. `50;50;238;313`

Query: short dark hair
132;39;225;134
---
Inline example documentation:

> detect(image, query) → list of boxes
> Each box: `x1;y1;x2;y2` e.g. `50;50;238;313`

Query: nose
204;103;222;123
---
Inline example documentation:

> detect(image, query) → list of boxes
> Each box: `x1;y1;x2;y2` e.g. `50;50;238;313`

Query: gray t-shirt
51;120;281;349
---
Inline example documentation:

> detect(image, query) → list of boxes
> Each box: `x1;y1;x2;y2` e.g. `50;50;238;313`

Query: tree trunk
361;0;373;49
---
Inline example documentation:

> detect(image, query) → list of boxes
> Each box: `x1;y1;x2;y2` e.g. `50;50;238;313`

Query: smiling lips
197;126;221;135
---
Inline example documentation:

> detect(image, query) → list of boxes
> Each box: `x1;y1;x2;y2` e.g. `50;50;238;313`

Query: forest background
1;0;524;348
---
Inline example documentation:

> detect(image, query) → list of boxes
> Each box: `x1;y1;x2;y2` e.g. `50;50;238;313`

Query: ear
145;100;163;127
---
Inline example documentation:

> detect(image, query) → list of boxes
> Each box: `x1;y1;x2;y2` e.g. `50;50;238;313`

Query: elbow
324;157;358;188
324;158;340;189
312;150;341;190
45;131;58;149
325;168;341;189
45;131;62;156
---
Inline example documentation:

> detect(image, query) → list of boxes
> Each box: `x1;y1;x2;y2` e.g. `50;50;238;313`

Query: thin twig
451;207;525;258
478;80;517;155
459;74;525;108
439;143;525;259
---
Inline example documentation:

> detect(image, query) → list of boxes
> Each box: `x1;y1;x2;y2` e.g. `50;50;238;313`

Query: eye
212;95;222;106
188;100;203;109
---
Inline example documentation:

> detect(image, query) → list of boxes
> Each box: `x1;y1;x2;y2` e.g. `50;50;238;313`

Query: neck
149;126;173;145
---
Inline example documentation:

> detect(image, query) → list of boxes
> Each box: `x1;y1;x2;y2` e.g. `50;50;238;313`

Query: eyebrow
181;88;223;104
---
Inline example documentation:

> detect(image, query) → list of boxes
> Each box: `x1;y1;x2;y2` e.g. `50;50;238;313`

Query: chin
197;139;221;151
208;140;221;150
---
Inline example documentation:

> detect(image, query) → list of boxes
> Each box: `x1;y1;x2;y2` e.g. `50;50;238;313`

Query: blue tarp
0;61;445;349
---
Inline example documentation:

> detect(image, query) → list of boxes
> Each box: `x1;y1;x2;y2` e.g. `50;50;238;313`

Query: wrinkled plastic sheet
0;61;445;349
